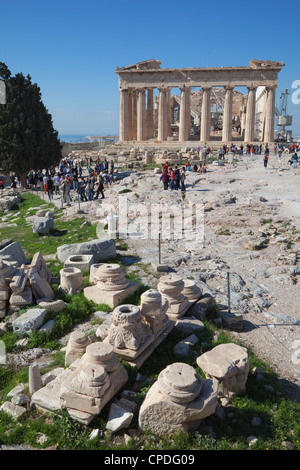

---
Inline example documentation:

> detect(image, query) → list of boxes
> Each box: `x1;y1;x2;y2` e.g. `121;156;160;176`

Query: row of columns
119;84;277;143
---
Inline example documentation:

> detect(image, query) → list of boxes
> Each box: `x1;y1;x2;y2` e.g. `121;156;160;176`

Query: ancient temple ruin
115;59;284;145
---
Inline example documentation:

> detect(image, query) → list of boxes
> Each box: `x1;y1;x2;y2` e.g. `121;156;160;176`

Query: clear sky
1;0;300;137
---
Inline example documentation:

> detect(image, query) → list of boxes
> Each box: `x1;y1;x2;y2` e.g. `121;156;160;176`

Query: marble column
179;87;191;142
119;88;129;142
264;85;276;143
200;87;211;142
127;89;133;141
240;96;247;139
244;86;257;143
158;88;167;142
131;91;137;141
137;88;146;141
147;88;154;139
222;86;234;142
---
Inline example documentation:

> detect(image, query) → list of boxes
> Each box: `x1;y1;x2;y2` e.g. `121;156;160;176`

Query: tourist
169;167;175;190
174;166;180;190
78;178;88;201
94;174;105;199
162;161;169;173
87;176;94;200
0;178;4;192
292;152;298;170
47;176;54;201
43;173;48;193
263;153;269;168
180;167;186;192
53;173;60;195
160;168;169;190
65;177;72;206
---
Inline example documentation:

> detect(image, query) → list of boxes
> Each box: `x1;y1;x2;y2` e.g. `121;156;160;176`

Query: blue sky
1;0;300;136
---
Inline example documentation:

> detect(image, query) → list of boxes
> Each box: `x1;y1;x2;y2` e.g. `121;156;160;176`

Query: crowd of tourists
159;160;207;191
26;157;115;206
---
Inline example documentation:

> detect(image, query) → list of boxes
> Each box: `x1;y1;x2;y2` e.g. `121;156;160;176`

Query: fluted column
264;85;276;143
147;88;154;139
131;91;137;140
158;88;167;142
179;87;191;142
222;86;234;142
244;86;257;143
137;88;146;141
119;88;129;142
127;89;133;141
200;87;211;142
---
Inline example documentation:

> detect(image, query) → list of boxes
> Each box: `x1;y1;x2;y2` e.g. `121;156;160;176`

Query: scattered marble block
57;238;116;263
0;241;29;266
9;286;33;308
0;401;27;419
190;294;216;318
32;216;54;234
59;267;84;295
140;289;169;335
182;279;202;302
196;343;249;399
9;267;28;294
64;254;94;273
217;309;244;331
12;308;47;333
29;252;52;283
84;263;139;308
31;343;129;425
65;331;91;366
84;281;139;309
29;364;43;394
38;319;55;334
157;274;189;320
105;303;174;369
106;402;134;433
89;263;103;283
94;264;129;291
36;299;66;313
28;267;55;301
151;262;169;273
138;362;219;435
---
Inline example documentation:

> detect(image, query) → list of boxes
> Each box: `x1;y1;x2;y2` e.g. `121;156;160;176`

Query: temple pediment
116;59;161;72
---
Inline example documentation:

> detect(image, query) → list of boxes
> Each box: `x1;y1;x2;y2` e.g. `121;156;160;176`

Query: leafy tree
0;62;62;187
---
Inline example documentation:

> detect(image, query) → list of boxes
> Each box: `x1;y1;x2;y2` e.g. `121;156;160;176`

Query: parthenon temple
115;59;284;145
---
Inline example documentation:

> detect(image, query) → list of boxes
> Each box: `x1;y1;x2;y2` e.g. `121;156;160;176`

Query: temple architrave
115;59;284;146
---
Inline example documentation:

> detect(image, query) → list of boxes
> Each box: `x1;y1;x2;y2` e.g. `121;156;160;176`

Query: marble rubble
196;343;249;399
103;288;174;368
57;238;116;263
138;362;219;435
31;342;128;425
157;273;190;320
0;249;56;320
84;263;139;308
59;267;84;296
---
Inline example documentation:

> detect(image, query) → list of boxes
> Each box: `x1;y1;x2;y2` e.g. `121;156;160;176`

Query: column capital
180;86;191;92
202;86;212;92
224;85;234;91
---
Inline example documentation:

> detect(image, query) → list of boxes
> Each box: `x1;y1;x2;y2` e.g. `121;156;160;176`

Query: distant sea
58;134;118;143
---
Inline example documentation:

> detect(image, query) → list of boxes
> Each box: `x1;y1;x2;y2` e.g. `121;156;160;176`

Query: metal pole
158;233;161;265
227;271;231;313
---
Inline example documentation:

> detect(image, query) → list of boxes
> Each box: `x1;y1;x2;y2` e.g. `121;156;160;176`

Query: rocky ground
50;151;300;403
